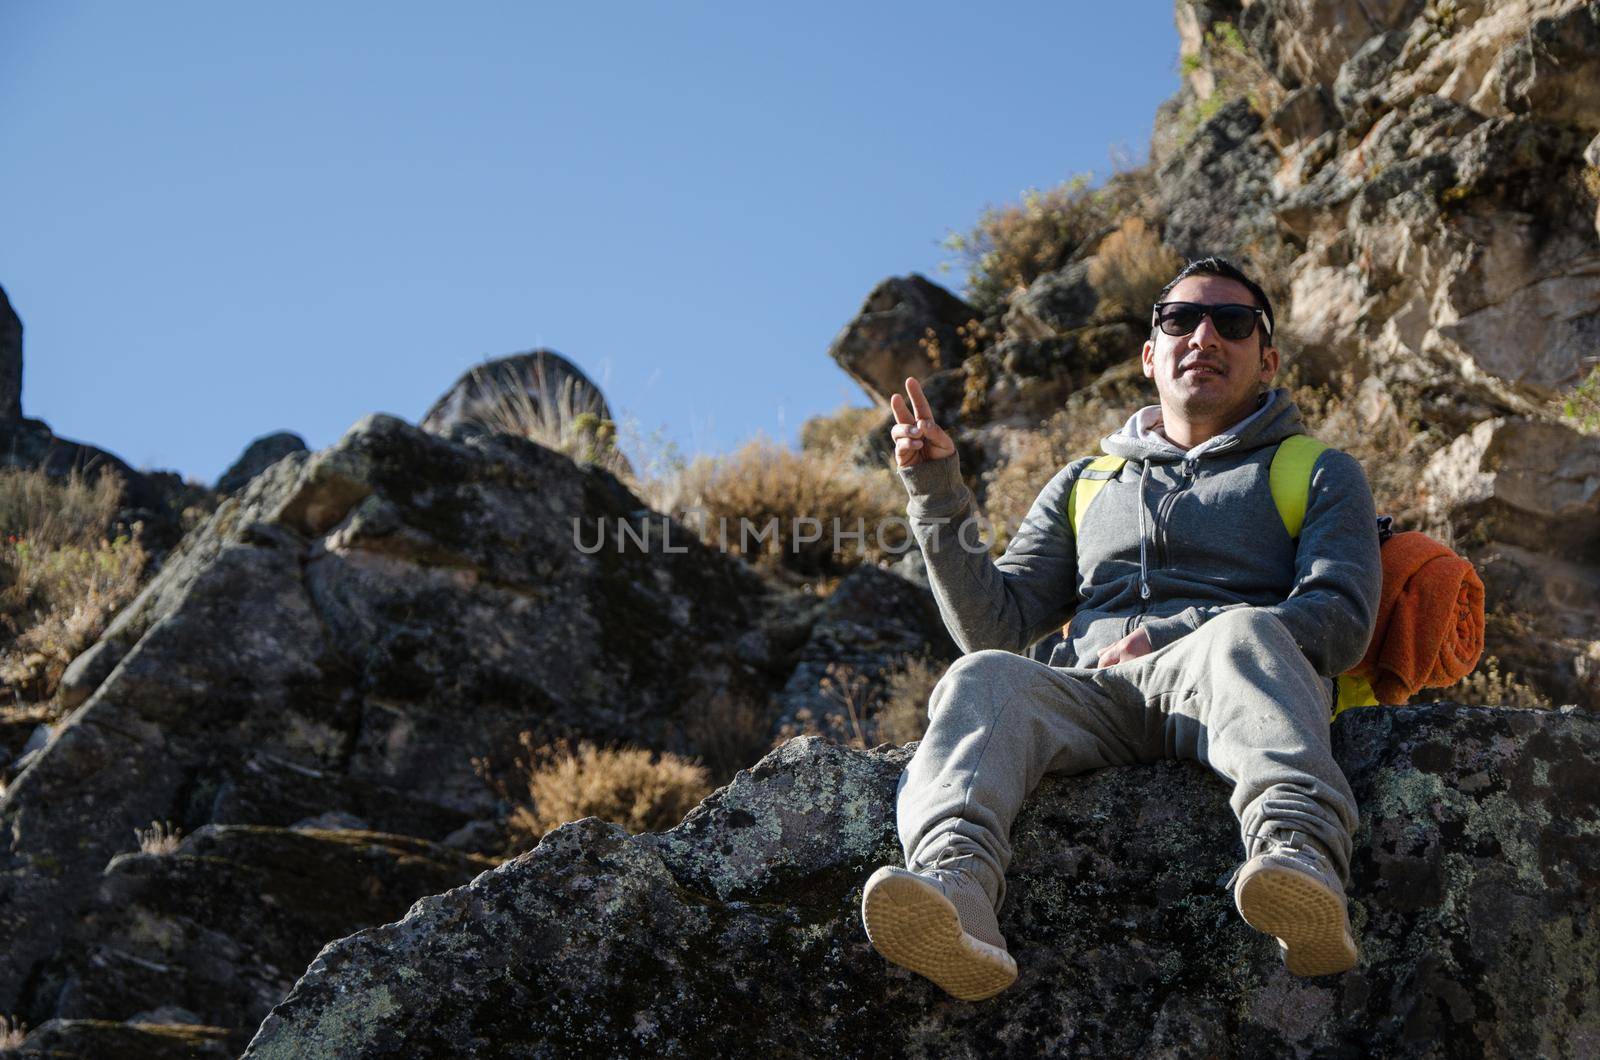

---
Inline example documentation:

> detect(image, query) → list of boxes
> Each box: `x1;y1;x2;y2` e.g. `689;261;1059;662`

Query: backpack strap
1068;438;1325;541
1270;435;1380;716
1333;672;1378;719
1268;434;1329;540
1067;455;1128;537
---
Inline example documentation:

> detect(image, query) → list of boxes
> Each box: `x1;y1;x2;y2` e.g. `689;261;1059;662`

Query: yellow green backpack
1064;434;1380;718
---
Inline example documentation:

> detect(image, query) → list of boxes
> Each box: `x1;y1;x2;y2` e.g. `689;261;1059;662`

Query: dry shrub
1089;217;1183;323
877;655;948;745
0;466;149;705
134;819;183;855
941;173;1111;317
681;688;774;784
0;465;126;550
668;435;907;576
491;734;713;845
1411;654;1554;711
799;404;886;457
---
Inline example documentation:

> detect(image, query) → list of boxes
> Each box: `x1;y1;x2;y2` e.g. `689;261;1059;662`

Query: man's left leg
1115;607;1360;975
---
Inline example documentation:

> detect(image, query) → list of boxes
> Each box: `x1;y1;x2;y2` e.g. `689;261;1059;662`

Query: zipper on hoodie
1154;456;1200;570
1152;439;1239;575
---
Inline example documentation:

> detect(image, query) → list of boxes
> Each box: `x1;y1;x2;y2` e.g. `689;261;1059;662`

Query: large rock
1154;97;1290;279
215;430;308;495
243;705;1600;1057
33;825;493;1034
0;412;774;1031
828;275;979;407
1422;416;1600;561
1422;416;1600;709
1497;1;1600;132
1;282;21;420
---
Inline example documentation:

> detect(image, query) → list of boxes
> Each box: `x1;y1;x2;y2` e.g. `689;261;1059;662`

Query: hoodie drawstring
1137;459;1152;600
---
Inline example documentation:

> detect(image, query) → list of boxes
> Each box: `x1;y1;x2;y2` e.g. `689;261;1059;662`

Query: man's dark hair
1150;256;1275;351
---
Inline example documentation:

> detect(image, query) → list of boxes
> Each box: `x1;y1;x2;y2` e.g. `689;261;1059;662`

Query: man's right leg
863;648;1144;999
896;648;1146;907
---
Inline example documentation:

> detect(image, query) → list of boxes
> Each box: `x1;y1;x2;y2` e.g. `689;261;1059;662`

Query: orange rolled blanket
1353;530;1485;704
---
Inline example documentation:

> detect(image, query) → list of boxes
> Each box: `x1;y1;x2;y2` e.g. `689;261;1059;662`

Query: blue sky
2;3;1181;486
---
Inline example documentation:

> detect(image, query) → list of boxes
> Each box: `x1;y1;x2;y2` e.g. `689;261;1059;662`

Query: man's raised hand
889;376;956;469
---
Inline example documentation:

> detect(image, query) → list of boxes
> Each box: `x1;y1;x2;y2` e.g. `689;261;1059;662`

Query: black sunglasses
1152;301;1272;342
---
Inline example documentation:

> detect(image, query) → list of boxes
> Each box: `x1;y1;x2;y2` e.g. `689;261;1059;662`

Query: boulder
1497;1;1600;132
828;275;979;407
0;412;774;1027
1;283;20;420
31;825;492;1035
215;431;308;495
244;705;1600;1057
1422;416;1600;561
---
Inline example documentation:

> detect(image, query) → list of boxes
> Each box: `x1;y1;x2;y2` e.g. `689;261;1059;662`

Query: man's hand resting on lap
1095;626;1154;667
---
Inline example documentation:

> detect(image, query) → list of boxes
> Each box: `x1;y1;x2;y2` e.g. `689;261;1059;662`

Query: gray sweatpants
896;608;1359;912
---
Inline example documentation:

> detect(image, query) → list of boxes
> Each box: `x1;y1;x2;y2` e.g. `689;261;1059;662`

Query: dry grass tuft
486;734;713;846
1411;653;1554;711
464;353;629;476
0;466;149;707
1286;368;1439;529
667;435;907;576
876;654;947;746
774;656;949;750
135;819;183;855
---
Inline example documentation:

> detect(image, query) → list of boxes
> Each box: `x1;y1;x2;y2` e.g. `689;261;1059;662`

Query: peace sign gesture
889;376;956;469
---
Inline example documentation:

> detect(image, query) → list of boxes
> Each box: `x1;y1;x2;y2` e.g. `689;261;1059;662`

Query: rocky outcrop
1422;417;1600;706
242;705;1600;1058
828;275;979;407
0;412;779;1042
215;431;308;495
31;825;493;1035
1;283;21;421
0;286;214;561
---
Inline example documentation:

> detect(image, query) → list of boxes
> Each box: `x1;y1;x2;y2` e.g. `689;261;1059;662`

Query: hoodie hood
1101;385;1306;463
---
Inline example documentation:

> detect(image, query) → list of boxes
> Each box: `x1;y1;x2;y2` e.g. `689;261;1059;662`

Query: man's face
1141;274;1279;423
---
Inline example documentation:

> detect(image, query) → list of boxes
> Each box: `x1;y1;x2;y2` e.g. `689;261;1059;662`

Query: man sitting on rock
860;255;1381;1001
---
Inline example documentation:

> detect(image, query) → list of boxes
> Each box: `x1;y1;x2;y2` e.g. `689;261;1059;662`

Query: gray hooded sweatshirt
897;385;1382;699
